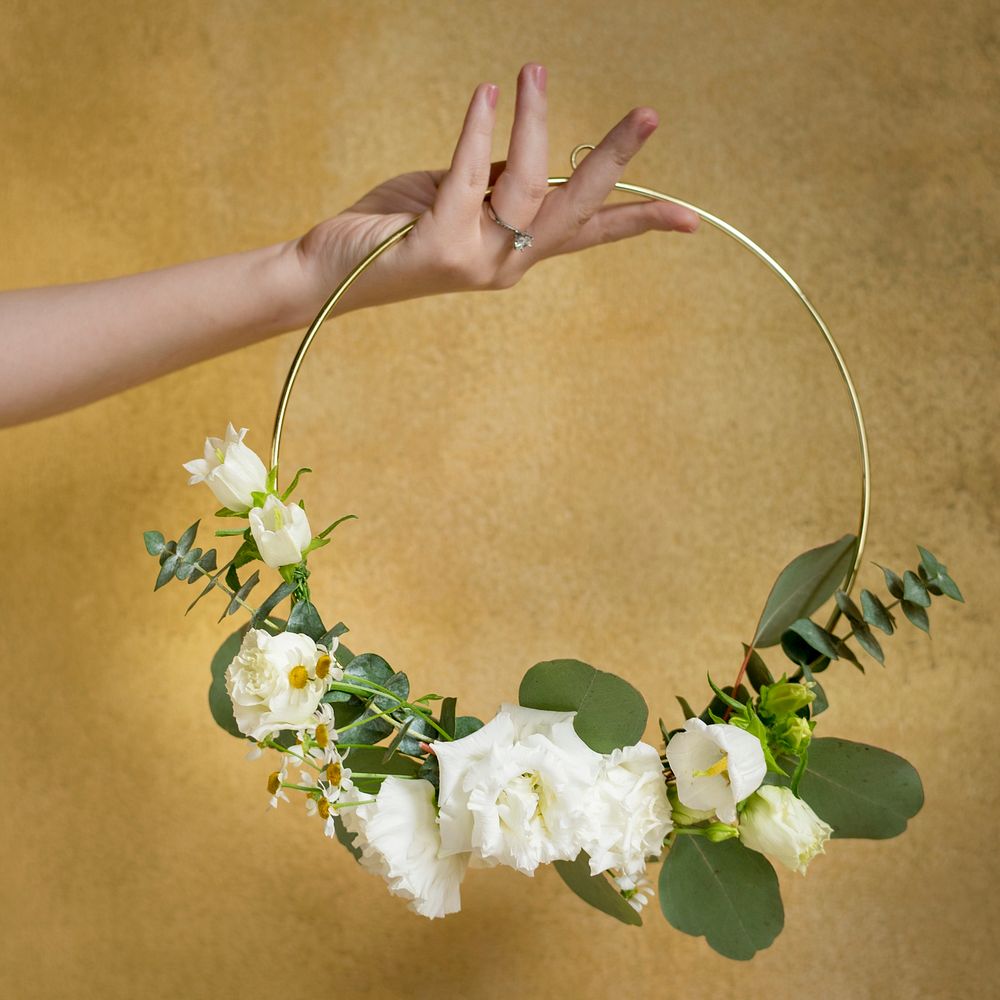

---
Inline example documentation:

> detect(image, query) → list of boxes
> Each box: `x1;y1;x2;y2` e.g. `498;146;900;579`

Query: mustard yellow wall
1;2;996;997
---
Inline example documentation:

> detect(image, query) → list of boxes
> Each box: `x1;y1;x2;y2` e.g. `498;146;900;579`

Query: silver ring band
486;199;534;252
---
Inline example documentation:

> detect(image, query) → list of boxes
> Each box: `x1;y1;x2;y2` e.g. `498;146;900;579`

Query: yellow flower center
317;799;330;819
694;754;730;780
315;655;332;680
288;665;309;689
266;771;281;795
315;724;329;749
326;762;342;785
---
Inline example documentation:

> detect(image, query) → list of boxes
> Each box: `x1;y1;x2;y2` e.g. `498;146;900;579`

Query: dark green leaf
676;695;697;721
743;646;775;693
784;619;840;660
187;548;218;584
936;574;964;603
286;599;326;641
439;697;457;739
454;716;484;739
916;545;945;578
753;534;858;648
851;623;884;664
779;629;831;674
174;547;201;581
208;628;245;739
154;553;180;590
232;537;260;570
143;530;165;556
176;520;199;556
225;564;241;592
344;745;422;793
834;590;864;626
519;659;647;754
214;506;244;518
860;589;895;634
901;600;930;633
252;581;297;626
381;718;415;763
876;564;904;599
418;754;440;791
834;637;864;672
333;815;362;862
795;737;923;839
659;837;783;960
220;570;260;620
903;570;931;608
554;851;642;927
319;622;349;649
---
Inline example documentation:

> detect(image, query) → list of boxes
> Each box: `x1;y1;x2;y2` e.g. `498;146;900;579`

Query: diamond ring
485;199;534;252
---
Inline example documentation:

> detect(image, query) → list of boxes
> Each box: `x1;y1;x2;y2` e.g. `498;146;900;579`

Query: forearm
0;237;319;427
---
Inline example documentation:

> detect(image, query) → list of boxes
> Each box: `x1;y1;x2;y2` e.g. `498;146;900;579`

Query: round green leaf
797;737;923;839
659;836;784;960
518;659;647;753
553;851;642;926
209;628;246;739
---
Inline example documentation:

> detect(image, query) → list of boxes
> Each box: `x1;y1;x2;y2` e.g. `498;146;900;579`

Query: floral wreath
145;159;963;960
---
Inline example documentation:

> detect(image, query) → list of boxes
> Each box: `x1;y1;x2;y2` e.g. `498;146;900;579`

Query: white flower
183;423;268;513
249;495;313;569
340;777;467;919
225;628;331;741
432;703;602;875
583;742;673;878
739;784;833;874
665;717;766;824
611;871;656;913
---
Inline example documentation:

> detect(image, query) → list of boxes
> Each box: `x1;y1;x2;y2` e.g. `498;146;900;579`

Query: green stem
336;675;452;741
280;782;318;794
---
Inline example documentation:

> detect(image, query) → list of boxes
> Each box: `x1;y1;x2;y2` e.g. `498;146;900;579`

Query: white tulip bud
183;423;268;513
249;495;313;568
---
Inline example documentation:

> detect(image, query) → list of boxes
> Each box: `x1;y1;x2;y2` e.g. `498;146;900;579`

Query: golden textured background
1;2;996;997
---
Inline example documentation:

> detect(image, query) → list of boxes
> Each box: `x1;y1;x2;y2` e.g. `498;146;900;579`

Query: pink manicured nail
485;83;499;108
533;64;547;92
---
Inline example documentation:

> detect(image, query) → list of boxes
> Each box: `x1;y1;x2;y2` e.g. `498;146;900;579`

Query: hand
292;63;699;318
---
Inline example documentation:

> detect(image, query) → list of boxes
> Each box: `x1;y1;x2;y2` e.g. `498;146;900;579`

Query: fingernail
485;83;499;108
638;117;657;139
533;64;547;92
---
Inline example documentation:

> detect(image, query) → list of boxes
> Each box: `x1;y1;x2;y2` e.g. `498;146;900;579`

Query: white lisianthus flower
183;423;268;513
340;777;467;919
583;742;674;878
249;495;313;568
739;784;833;874
665;717;766;823
432;703;602;875
225;628;331;740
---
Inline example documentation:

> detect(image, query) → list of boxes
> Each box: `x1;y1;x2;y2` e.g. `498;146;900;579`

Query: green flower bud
759;681;815;718
702;822;740;843
772;714;814;755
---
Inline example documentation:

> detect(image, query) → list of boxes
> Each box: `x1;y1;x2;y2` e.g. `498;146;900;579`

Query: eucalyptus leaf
252;581;297;627
834;590;864;626
851;623;884;664
753;534;858;648
454;716;484;740
553;851;642;927
143;530;165;556
187;548;218;584
286;599;326;641
319;622;349;649
208;628;245;739
659;836;783;960
794;737;923;839
784;619;840;660
935;574;964;603
800;663;828;715
779;629;830;674
439;697;457;739
860;589;895;634
902;570;931;608
154;553;180;590
176;520;199;557
519;659;647;754
876;563;904;600
916;545;944;578
221;570;260;620
901;600;930;633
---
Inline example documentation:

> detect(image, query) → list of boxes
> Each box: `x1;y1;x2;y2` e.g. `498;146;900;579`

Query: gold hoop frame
270;144;871;635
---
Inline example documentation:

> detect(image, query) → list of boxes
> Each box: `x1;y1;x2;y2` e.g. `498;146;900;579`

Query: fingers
433;82;499;230
533;107;659;251
546;200;700;257
487;63;549;231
